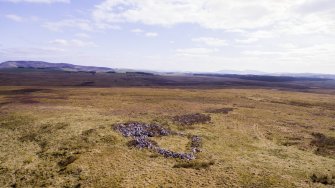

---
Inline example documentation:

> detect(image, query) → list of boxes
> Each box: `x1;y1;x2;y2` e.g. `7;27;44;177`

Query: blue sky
0;0;335;73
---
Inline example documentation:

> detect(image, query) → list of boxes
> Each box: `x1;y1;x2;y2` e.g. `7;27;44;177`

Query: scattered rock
173;113;211;126
114;122;202;160
114;122;170;137
127;138;158;149
190;135;202;153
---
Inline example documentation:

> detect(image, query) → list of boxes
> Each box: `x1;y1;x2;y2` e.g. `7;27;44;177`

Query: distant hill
217;69;267;75
0;61;114;72
274;73;335;80
193;73;332;82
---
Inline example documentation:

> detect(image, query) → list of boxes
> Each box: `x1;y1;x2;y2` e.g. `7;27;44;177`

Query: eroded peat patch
206;107;234;114
173;113;211;126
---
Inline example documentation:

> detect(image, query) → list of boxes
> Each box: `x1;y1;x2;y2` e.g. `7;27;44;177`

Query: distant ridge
0;61;334;80
0;61;114;72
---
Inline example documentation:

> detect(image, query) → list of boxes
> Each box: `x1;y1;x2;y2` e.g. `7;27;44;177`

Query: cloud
2;0;70;3
176;48;218;56
192;37;227;47
92;0;335;36
49;39;97;47
5;14;23;22
145;32;158;37
75;33;90;39
43;19;92;32
91;0;289;30
131;28;143;33
235;38;259;44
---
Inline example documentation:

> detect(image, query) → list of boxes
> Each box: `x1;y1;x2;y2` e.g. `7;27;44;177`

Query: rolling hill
0;61;114;72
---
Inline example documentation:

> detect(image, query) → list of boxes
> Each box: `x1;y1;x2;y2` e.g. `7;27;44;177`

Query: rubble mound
114;122;202;160
173;113;211;126
114;122;170;137
190;136;202;153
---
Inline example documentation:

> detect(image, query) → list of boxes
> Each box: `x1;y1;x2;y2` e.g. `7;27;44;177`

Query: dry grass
0;86;335;187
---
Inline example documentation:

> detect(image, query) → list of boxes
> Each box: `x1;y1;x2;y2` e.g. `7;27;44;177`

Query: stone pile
190;135;202;153
114;122;170;137
114;122;202;160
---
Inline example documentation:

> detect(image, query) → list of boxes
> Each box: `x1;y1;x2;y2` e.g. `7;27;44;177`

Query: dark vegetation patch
81;128;97;136
311;133;335;157
207;108;234;114
0;114;34;130
173;113;211;126
126;72;155;76
3;68;334;91
271;100;335;110
12;88;49;94
310;173;335;185
3;164;81;187
194;74;330;82
58;156;78;168
18;98;40;104
0;101;12;107
1;88;50;95
281;136;303;146
0;88;67;106
78;81;95;86
173;160;215;170
18;122;71;157
19;133;38;142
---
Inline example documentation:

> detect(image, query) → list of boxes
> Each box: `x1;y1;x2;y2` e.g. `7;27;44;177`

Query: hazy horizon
1;0;335;74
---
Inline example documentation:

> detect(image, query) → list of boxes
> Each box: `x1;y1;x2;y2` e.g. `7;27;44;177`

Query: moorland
0;66;335;187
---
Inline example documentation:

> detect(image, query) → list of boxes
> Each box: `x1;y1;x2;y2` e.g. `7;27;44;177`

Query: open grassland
0;86;335;187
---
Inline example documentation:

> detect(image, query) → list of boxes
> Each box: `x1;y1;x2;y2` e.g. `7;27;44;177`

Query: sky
0;0;335;74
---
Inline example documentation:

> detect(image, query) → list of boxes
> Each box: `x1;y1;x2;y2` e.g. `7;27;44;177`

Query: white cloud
192;37;227;47
235;38;259;44
2;0;70;3
91;1;289;30
75;33;90;39
5;14;23;22
49;39;97;47
131;28;143;33
145;32;158;37
176;48;218;56
43;19;92;32
50;39;69;45
92;0;335;36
